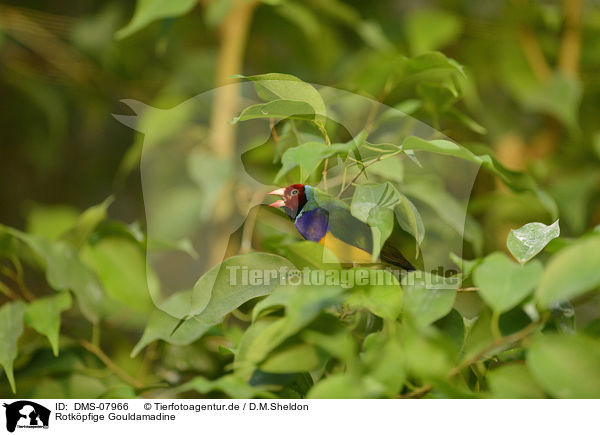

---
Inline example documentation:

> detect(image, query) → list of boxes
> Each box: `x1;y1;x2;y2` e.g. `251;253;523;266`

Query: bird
268;184;415;270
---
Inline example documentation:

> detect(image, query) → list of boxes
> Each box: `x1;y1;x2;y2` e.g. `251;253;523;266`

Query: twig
314;121;331;192
0;280;19;301
78;338;144;389
337;150;402;198
457;287;479;292
1;258;34;301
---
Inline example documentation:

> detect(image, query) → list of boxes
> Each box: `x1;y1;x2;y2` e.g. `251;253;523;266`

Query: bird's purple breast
294;208;329;242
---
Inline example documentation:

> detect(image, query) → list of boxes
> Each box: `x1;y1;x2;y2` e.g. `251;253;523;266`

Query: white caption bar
1;399;597;435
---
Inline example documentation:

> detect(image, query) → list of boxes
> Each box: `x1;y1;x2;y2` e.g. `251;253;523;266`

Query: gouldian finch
268;184;415;270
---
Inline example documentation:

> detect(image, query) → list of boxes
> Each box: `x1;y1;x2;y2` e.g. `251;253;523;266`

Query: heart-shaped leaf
473;252;543;313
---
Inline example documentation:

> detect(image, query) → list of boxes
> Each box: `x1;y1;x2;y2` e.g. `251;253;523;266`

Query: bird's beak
267;188;286;208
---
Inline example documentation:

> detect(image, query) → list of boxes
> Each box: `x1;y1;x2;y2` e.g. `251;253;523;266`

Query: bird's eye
291;189;298;195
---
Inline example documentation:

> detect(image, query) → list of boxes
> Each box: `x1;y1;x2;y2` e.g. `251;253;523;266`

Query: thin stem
314;121;331;193
490;310;502;340
0;280;19;301
92;322;101;347
2;257;34;301
337;150;402;198
78;338;144;389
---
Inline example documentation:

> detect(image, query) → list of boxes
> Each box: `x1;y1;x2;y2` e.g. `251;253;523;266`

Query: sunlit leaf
507;220;560;264
232;99;315;123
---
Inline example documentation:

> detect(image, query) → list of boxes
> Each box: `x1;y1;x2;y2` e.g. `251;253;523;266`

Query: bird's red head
267;184;307;219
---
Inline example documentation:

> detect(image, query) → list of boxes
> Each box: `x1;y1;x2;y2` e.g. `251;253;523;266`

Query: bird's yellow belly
318;232;374;264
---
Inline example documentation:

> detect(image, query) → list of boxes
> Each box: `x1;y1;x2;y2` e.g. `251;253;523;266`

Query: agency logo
3;401;50;433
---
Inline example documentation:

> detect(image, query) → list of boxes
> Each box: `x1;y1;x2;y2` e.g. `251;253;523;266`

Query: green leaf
62;196;114;249
81;237;153;313
487;364;545;398
235;73;326;122
401;52;466;78
403;272;457;328
307;373;384;398
302;327;357;364
25;292;72;356
116;0;197;39
133;253;294;355
0;300;26;393
3;228;105;324
236;285;343;376
178;374;276;399
401;136;558;219
191;252;295;322
402;177;481;253
473;252;543;313
276;141;327;182
362;331;406;395
536;235;600;308
403;327;455;381
346;269;403;320
524;74;582;130
507;220;560;264
527;334;600;398
260;343;324;373
131;291;213;357
351;182;424;257
404;10;462;55
26;205;79;241
275;137;360;182
232;99;315;123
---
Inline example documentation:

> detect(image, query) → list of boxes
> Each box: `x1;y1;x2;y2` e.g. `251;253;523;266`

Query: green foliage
0;301;26;393
116;0;198;39
527;334;600;398
474;253;543;313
